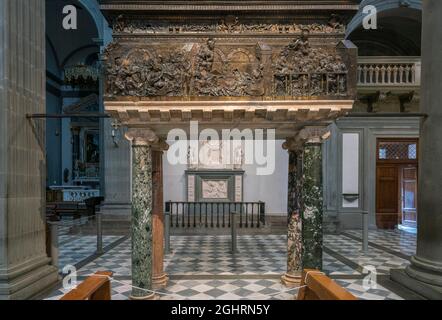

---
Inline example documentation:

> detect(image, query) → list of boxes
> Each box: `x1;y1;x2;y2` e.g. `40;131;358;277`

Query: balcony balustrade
357;57;421;87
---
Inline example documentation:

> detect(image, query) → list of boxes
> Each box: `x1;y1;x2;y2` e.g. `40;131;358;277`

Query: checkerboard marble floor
46;229;416;300
344;229;416;257
58;235;124;272
324;234;412;275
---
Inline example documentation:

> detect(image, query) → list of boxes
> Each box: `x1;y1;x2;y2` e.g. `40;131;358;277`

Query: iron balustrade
165;201;266;229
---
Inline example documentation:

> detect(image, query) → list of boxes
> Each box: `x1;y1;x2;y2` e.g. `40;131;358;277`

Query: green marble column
125;129;159;300
282;148;303;286
131;143;154;298
301;142;323;270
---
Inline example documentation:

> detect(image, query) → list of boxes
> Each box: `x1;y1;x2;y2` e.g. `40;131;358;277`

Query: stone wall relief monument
99;0;358;299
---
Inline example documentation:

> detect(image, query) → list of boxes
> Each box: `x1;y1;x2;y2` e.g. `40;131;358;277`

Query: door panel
376;166;399;229
401;167;417;227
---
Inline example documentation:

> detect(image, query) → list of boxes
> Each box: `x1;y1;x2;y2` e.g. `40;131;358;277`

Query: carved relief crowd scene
273;32;348;97
112;15;346;35
103;25;349;98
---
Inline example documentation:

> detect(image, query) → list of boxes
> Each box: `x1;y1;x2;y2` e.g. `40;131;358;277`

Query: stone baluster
375;65;380;84
380;65;386;84
393;65;399;83
363;65;368;83
399;65;405;83
411;64;416;83
125;128;160;300
368;65;374;83
405;65;411;83
387;65;392;83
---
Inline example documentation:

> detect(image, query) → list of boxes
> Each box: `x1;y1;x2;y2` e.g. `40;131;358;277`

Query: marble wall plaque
235;175;243;203
202;180;228;199
188;175;195;202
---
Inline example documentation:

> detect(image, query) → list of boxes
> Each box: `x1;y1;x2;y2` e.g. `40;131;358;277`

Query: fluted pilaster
0;0;58;300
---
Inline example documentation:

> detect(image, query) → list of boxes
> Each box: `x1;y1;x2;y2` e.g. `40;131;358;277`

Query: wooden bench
297;269;357;300
60;271;113;300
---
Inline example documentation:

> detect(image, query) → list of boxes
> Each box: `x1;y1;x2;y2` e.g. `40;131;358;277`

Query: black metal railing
165;201;266;229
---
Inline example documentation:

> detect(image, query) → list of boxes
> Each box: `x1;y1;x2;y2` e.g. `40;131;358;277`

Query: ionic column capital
284;126;330;152
125;128;159;146
297;126;331;145
151;139;170;153
282;137;303;153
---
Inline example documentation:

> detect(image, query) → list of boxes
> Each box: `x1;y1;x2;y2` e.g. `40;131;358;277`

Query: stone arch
347;1;422;56
346;0;422;37
226;48;256;72
78;0;107;41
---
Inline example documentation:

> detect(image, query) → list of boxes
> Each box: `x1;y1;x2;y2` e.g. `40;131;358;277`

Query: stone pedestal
152;144;169;289
0;0;59;300
125;129;159;300
391;0;442;300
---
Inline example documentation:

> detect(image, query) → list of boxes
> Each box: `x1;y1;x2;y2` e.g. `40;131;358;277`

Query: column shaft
301;143;323;270
282;150;303;286
130;144;154;299
391;0;442;300
152;149;168;289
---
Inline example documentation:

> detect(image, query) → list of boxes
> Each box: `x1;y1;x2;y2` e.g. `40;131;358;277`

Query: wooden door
401;166;418;227
376;166;399;229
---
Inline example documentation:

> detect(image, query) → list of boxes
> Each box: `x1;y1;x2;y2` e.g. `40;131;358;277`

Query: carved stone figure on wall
103;42;190;97
191;39;264;97
273;32;348;97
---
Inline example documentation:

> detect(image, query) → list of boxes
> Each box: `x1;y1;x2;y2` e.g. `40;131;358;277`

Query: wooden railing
297;269;357;300
165;201;266;229
357;56;421;87
60;271;113;300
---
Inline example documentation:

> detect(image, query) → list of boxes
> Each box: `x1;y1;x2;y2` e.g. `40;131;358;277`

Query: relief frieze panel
111;15;346;35
103;32;352;99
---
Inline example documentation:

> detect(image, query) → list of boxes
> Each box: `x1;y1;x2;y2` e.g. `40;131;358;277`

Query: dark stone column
152;141;169;289
125;129;159;300
391;0;442;300
281;140;303;287
301;141;323;270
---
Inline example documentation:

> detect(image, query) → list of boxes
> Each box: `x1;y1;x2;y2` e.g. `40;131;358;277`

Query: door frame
375;138;419;229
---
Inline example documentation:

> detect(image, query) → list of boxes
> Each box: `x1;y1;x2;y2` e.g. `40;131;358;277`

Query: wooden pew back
297;269;357;300
60;271;113;300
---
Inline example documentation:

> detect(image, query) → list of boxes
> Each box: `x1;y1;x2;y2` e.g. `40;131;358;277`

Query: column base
129;292;159;300
281;272;301;288
0;257;59;300
152;273;169;289
391;269;442;300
